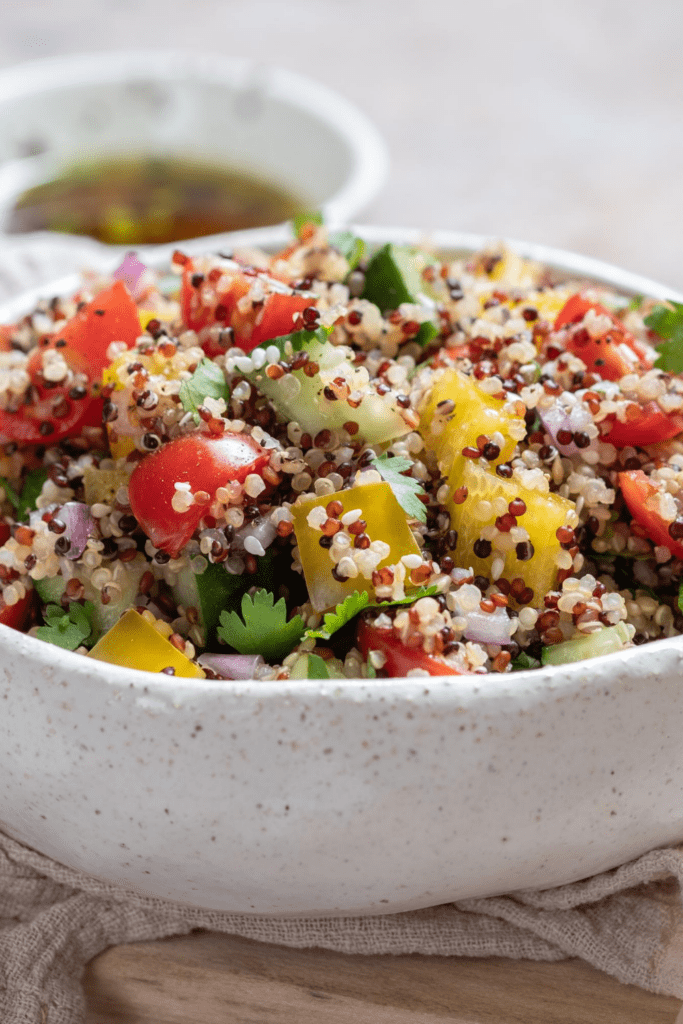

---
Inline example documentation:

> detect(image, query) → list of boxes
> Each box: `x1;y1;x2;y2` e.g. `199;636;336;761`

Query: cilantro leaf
217;589;305;662
179;358;230;424
306;653;331;679
0;477;20;511
305;591;371;640
373;453;428;523
304;585;438;642
35;601;95;651
414;321;438;348
329;230;365;271
646;301;683;373
510;651;541;672
292;211;324;237
678;579;683;617
17;468;49;521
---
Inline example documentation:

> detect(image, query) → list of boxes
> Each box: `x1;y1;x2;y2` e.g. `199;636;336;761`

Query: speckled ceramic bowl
1;227;682;916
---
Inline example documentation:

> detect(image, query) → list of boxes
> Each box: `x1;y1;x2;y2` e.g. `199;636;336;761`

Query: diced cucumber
34;553;148;643
34;575;66;605
244;331;411;445
288;652;345;679
541;621;634;666
362;243;440;312
171;561;246;647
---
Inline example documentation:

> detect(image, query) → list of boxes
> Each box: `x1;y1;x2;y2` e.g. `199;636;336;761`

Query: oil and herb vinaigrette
6;155;306;245
0;222;682;681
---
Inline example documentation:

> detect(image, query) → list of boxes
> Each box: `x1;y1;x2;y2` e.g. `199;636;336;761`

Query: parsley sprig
36;602;96;651
217;589;305;662
645;301;683;373
179;358;230;424
373;453;428;523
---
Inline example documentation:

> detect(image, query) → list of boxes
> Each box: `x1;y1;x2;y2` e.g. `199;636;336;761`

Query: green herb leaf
292;211;324;237
217;589;305;662
678;579;683;617
179;358;230;424
0;477;20;511
305;585;439;641
373;453;428;523
329;230;365;271
510;651;541;672
35;601;96;651
646;301;683;373
366;658;377;678
17;468;49;521
306;653;331;679
414;320;438;348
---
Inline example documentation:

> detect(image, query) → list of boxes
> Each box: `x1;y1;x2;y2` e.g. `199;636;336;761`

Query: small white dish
0;50;389;242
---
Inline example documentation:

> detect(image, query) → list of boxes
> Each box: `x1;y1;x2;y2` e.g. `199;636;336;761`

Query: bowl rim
1;222;682;700
0;49;390;227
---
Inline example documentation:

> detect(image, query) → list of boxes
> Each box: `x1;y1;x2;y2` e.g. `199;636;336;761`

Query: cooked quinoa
0;224;681;680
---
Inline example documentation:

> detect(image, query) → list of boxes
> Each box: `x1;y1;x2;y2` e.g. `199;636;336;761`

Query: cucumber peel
362;243;440;311
541;621;633;666
242;328;411;445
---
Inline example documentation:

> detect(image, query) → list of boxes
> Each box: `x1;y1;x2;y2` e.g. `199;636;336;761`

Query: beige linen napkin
2;831;683;1023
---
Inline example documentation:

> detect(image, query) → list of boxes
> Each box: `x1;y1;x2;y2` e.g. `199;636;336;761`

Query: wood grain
83;931;683;1024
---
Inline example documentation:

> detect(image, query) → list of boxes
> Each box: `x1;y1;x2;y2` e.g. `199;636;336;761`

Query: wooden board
83;930;683;1024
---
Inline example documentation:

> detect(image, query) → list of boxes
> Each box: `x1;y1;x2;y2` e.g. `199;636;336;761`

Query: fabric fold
0;831;682;1024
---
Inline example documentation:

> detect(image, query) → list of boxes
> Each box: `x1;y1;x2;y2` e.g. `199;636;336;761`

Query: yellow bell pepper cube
419;368;524;495
448;461;576;603
88;609;205;678
292;480;423;613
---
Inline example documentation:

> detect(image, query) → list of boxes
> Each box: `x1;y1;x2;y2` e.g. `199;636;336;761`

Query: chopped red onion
197;653;265;680
56;502;96;560
463;607;516;645
538;401;595;458
113;252;147;298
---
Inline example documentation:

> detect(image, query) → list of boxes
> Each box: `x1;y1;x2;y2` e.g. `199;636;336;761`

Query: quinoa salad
0;222;682;681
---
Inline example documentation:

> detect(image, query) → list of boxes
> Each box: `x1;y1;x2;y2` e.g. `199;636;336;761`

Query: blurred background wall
0;0;680;287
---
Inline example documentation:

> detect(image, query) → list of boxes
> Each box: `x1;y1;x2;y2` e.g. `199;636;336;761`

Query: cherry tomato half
555;294;652;381
0;587;34;631
128;432;271;557
357;617;467;677
618;469;683;560
604;402;683;448
181;263;312;354
0;282;140;447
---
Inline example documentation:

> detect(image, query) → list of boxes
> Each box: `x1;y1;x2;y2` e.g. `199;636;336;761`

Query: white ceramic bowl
0;50;388;244
1;226;682;917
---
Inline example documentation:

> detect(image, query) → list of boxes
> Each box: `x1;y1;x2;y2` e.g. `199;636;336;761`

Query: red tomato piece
128;432;271;557
0;282;140;446
555;294;652;381
357;617;467;677
604;402;683;448
0;587;34;631
181;264;312;354
618;469;683;560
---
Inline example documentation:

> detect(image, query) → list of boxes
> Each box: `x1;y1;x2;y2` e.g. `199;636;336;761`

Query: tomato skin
0;587;34;631
0;282;140;446
604;402;683;448
357;618;467;677
128;432;270;557
618;469;683;559
555;294;652;381
182;265;312;353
